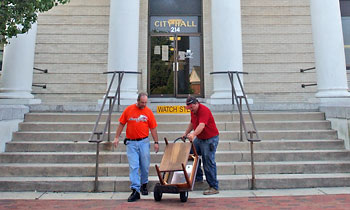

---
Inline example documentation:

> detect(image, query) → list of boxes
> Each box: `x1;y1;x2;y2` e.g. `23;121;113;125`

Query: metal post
92;132;102;192
239;96;243;142
107;97;113;142
227;72;235;105
248;131;257;190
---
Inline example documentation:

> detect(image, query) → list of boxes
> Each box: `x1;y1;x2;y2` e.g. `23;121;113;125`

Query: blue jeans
126;138;150;192
193;135;219;190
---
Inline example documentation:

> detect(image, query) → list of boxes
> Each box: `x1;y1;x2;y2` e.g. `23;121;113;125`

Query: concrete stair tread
2;160;350;167
7;139;344;144
1;173;350;182
20;120;329;124
2;149;348;155
13;130;336;134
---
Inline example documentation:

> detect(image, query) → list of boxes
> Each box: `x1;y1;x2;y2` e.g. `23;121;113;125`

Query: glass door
150;36;176;96
176;35;201;96
149;35;202;97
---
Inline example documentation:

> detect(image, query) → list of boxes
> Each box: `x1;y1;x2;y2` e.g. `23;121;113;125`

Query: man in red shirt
113;93;159;202
183;96;219;195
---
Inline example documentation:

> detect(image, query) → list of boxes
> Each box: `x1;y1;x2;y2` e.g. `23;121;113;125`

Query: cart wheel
153;184;162;201
180;191;188;202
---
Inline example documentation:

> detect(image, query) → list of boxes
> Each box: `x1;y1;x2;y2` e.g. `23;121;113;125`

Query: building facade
0;0;349;108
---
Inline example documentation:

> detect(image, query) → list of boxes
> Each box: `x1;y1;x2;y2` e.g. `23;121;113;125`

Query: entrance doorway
149;34;202;97
148;0;203;98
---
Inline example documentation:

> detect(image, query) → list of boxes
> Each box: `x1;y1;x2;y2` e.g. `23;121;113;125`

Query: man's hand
113;137;119;148
187;133;195;142
154;143;159;153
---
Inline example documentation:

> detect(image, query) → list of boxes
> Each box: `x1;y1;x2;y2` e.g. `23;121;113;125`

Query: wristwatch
154;142;159;144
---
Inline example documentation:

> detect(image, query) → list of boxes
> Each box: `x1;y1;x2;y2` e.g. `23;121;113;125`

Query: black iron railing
210;71;261;190
88;70;141;192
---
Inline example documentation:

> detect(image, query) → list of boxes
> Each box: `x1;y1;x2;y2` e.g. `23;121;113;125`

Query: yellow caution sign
156;105;190;114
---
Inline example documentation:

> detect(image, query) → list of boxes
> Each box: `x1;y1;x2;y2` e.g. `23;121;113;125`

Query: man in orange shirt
113;93;159;202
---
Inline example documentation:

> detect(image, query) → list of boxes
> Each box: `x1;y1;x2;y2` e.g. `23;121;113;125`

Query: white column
310;0;350;103
106;0;140;105
0;23;40;104
210;0;245;104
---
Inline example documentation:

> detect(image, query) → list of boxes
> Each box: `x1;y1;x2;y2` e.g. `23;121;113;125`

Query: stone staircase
1;111;350;192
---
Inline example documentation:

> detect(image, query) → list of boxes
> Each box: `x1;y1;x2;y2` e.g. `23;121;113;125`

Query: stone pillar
310;0;350;104
106;0;140;105
210;0;245;104
0;23;40;104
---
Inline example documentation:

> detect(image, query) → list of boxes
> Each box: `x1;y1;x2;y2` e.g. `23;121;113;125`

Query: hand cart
153;137;200;202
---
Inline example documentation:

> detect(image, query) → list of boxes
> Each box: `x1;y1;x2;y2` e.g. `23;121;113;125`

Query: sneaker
141;183;148;195
203;187;219;195
127;189;140;202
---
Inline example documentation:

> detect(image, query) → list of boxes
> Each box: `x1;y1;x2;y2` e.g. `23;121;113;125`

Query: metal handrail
88;70;141;192
210;71;261;190
33;67;48;73
32;84;47;89
300;67;315;73
89;71;141;142
301;83;317;88
300;67;317;88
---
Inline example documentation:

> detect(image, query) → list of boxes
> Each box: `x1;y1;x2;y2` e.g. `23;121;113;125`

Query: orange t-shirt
119;104;157;139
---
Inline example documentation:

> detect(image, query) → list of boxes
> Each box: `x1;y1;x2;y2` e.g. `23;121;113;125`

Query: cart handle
174;136;189;143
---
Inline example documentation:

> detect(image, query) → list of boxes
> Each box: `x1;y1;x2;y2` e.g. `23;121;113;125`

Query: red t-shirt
190;103;219;139
119;104;157;139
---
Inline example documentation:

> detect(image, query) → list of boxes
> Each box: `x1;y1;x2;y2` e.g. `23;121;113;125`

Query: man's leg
139;138;150;195
193;138;204;182
201;136;219;193
126;141;141;201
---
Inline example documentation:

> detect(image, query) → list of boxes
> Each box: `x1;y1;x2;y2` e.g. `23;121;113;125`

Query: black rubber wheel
180;191;188;202
153;185;162;201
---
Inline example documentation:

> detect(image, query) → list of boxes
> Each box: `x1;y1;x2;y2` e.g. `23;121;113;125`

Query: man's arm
183;122;193;137
150;127;159;153
187;123;205;141
113;123;125;148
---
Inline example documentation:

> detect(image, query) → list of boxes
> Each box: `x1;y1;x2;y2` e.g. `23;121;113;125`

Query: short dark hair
137;92;148;101
186;96;198;105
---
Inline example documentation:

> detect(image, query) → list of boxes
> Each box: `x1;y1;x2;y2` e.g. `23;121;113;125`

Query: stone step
1;161;350;177
11;130;338;141
24;112;325;122
18;120;331;132
0;150;348;164
1;173;350;192
5;140;345;152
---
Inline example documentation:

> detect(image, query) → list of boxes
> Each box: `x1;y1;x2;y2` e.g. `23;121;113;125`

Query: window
340;0;350;70
150;0;201;16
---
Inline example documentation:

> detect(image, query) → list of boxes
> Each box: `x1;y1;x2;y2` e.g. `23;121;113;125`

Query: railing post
89;132;103;192
107;96;114;142
227;72;235;105
248;131;257;190
238;96;244;142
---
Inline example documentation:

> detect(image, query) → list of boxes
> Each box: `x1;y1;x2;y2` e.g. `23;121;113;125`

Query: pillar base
0;90;35;99
316;89;350;98
0;98;41;105
98;90;138;106
210;90;251;105
319;97;350;106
